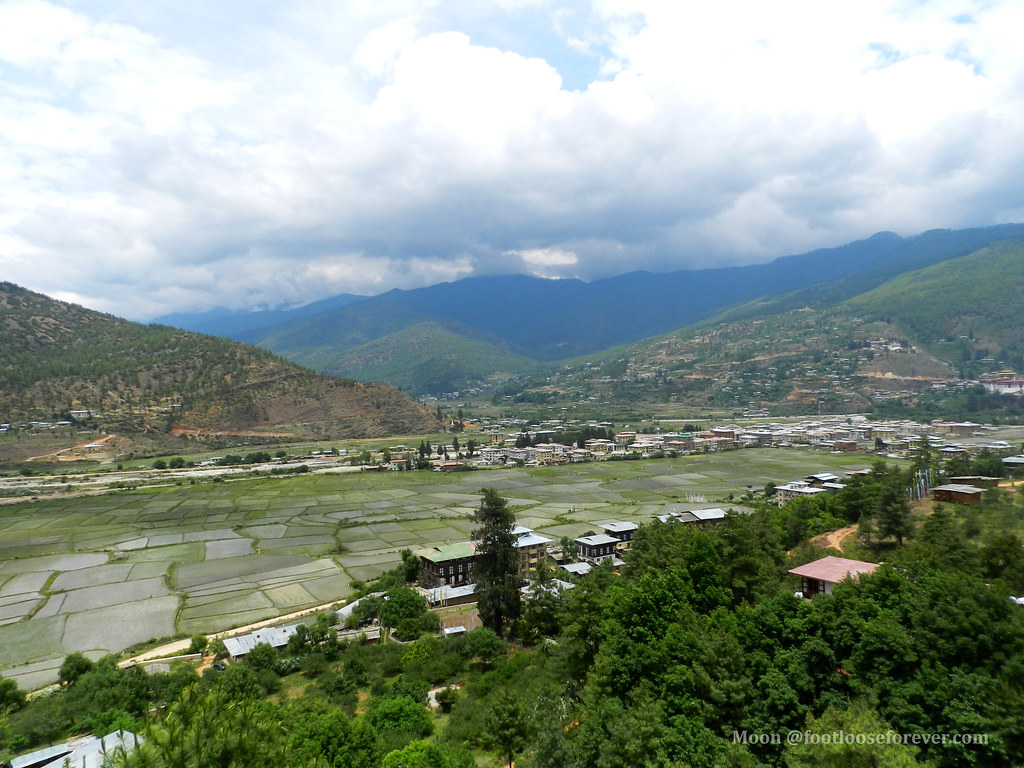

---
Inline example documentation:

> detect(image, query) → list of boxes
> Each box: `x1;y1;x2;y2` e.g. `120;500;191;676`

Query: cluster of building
776;469;1004;508
450;416;1014;469
775;471;861;506
415;519;644;594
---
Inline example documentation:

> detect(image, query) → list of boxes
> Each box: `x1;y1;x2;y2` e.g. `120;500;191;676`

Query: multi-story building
417;542;478;587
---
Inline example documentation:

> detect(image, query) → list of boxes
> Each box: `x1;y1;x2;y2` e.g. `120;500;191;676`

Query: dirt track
810;524;857;553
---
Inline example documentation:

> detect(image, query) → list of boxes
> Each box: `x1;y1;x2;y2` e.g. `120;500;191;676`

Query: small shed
788;556;880;598
560;561;593;578
931;484;984;505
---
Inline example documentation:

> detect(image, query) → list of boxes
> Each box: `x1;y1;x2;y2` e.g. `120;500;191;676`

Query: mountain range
156;224;1024;395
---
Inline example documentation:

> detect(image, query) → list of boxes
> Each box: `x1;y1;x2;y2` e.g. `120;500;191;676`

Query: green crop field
0;448;870;689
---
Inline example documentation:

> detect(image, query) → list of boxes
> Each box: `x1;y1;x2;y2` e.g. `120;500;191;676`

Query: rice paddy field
0;448;870;689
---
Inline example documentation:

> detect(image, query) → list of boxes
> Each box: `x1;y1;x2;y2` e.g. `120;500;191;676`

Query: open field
0;448;871;689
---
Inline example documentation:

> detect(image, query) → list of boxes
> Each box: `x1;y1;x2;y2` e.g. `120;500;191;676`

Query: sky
2;0;1024;321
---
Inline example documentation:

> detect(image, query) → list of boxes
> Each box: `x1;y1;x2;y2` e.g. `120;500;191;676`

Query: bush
435;686;458;713
243;643;279;672
390;676;430;705
367;696;433;737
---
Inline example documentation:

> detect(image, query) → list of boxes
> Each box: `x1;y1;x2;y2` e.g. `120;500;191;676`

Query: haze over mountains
156;225;1024;395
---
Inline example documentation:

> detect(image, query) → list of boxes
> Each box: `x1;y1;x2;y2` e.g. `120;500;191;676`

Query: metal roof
601;521;639;533
691;508;729;521
417;541;478;562
788;556;879;583
516;532;553;548
560;562;593;576
575;534;619;546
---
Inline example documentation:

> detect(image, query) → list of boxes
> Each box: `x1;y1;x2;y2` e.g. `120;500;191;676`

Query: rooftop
575;533;620;546
417;541;478;562
788;556;880;584
600;521;640;533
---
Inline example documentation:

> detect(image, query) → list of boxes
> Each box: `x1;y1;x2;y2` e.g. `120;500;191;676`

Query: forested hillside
0;283;442;438
848;241;1024;373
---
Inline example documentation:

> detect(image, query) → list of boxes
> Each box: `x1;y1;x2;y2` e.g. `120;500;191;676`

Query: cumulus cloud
0;0;1022;319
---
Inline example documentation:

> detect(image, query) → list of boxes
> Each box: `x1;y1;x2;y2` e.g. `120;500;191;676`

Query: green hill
846;240;1024;372
0;282;442;439
316;321;539;395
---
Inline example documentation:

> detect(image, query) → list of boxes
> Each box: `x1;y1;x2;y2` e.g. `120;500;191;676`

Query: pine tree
876;483;912;545
471;489;522;636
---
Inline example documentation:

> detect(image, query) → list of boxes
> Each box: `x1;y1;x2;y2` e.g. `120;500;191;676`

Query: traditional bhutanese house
788;556;880;598
417;541;478;586
806;472;840;487
931;484;984;505
690;508;729;526
776;481;828;506
600;521;639;547
575;533;620;563
945;421;982;436
515;529;553;578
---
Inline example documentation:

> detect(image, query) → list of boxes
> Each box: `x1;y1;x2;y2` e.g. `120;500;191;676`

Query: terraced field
0;449;870;688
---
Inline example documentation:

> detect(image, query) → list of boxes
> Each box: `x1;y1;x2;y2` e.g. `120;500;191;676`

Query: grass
0;446;873;686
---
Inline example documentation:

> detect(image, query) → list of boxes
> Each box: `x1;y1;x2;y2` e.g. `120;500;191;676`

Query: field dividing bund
0;449;869;689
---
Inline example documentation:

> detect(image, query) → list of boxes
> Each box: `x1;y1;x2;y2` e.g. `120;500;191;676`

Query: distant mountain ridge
516;239;1024;416
152;292;367;339
0;283;440;439
155;224;1024;394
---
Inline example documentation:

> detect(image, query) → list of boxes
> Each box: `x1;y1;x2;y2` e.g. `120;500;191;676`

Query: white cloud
506;246;579;276
0;0;1022;319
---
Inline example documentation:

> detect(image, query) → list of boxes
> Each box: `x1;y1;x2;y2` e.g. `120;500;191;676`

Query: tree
0;677;26;713
380;586;429;627
382;740;454;768
462;628;507;665
785;700;932;768
367;696;433;737
59;652;95;686
112;687;291;768
243;642;279;672
485;692;530;768
471;489;522;636
875;484;912;546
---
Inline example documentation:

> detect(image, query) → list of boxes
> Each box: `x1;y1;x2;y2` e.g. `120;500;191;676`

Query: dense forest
2;468;1024;767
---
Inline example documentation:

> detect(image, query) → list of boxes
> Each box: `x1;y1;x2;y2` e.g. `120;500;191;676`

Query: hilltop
0;283;443;442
